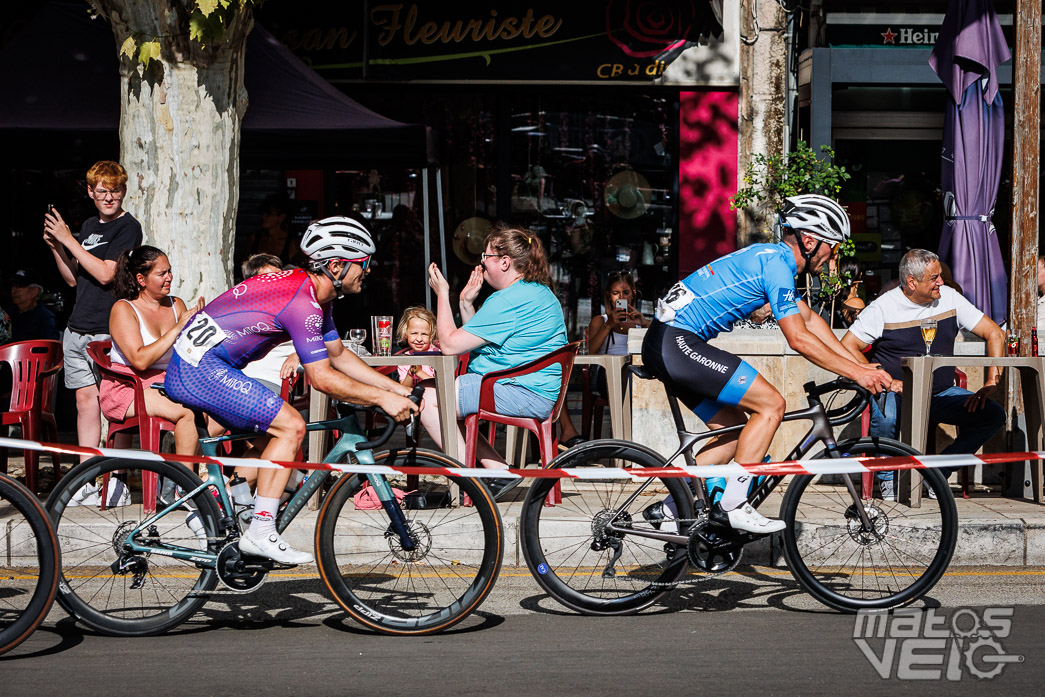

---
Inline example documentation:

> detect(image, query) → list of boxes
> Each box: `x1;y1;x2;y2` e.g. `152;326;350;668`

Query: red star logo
881;27;897;44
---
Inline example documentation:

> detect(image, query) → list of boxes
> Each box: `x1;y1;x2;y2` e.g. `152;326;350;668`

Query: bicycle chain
599;513;743;590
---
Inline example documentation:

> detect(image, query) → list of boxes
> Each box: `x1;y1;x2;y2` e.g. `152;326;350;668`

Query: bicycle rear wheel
520;440;693;615
315;448;503;635
46;457;223;636
0;474;59;656
779;437;957;612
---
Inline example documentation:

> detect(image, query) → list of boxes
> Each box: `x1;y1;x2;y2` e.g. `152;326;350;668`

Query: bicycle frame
600;381;873;547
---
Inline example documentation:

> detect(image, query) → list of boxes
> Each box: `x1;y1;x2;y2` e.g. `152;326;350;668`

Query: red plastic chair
87;341;175;512
0;340;63;494
463;342;580;505
859;368;969;498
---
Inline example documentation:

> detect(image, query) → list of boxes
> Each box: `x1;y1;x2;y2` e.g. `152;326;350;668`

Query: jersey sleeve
321;302;339;343
763;256;801;321
280;280;331;364
462;291;517;345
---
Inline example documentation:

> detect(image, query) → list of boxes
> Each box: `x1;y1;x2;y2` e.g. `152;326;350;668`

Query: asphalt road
3;566;1042;696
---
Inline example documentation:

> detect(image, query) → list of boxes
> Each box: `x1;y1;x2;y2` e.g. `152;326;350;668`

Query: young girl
396;306;439;387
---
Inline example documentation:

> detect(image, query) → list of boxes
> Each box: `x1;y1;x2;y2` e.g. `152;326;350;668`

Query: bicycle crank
217;541;273;592
687;518;744;574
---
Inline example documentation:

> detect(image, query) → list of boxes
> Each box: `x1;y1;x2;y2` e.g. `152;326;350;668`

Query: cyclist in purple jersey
643;195;891;534
165;217;416;564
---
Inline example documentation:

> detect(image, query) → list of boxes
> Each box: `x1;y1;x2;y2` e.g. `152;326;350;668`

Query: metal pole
436;168;447;278
422;167;432;308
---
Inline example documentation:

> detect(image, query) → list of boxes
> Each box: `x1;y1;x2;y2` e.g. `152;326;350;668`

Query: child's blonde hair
396;306;436;345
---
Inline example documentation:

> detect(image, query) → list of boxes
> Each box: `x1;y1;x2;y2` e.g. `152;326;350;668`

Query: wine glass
346;328;367;354
919;319;937;356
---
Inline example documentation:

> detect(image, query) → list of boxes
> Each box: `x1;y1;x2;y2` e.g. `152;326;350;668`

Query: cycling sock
248;496;280;538
719;463;751;511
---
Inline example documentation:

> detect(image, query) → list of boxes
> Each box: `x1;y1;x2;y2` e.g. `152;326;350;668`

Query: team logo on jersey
776;288;797;313
697;265;713;279
211;367;252;394
232;283;248;298
305;314;323;333
237;321;275;337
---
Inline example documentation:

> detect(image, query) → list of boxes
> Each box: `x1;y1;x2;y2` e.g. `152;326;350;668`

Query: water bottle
228;475;254;531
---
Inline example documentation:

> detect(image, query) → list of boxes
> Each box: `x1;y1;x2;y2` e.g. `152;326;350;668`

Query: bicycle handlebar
803;378;872;427
348;384;426;452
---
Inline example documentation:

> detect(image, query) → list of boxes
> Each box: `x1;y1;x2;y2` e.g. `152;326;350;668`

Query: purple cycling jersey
164;270;340;432
198;269;339;368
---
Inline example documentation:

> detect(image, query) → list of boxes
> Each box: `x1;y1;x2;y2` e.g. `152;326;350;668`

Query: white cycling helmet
300;216;376;297
777;194;850;244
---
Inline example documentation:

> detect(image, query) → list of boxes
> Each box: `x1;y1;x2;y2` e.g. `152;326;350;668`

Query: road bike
0;472;59;655
520;369;958;614
45;388;503;636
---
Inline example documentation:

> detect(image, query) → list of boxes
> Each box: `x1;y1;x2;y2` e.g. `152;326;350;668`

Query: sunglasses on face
347;256;371;271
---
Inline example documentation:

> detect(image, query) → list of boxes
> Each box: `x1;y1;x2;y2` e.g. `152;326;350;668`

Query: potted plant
731;141;855;326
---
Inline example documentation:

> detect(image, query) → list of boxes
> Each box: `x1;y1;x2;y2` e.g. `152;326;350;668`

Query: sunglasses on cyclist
348;256;371;271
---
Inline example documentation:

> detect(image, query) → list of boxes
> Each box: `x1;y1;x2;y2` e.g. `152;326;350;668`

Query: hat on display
452;217;494;265
604;170;651;219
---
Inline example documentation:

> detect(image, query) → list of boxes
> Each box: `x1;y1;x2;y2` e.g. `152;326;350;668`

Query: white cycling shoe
726;503;786;534
238;530;314;565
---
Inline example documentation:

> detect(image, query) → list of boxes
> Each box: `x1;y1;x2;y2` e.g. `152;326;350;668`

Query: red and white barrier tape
1;436;1041;481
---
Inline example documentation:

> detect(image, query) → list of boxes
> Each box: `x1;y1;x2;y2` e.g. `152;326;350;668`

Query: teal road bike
45;387;503;636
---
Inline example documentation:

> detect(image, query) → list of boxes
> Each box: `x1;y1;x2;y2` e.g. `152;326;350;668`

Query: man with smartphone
43;161;142;471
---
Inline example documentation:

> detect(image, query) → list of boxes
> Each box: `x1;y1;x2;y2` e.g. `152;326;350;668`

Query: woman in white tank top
559;271;648;448
100;246;217;456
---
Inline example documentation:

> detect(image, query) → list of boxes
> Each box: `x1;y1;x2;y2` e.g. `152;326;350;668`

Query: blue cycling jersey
666;242;800;341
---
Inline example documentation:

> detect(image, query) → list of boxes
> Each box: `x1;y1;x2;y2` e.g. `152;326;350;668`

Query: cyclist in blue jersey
642;195;892;534
165;217;417;564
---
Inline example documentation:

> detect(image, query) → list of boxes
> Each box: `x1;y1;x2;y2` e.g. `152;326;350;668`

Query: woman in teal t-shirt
421;227;567;498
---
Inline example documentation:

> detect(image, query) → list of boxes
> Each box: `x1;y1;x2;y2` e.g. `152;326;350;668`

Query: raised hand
460;266;484;306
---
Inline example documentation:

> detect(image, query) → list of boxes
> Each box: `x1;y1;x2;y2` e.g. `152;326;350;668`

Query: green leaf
189;14;207;43
138;40;161;67
119;35;136;60
195;0;220;15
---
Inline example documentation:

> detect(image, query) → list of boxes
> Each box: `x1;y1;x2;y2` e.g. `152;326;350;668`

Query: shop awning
0;2;431;166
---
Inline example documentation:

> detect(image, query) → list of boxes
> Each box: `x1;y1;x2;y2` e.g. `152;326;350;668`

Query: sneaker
879;477;897;502
726;503;786;534
925;485;938;501
185;511;209;550
100;478;131;508
485;477;523;501
641;500;679;534
238;530;314;565
67;481;102;507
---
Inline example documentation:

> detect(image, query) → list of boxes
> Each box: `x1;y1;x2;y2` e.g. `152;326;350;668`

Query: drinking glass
919;319;937;355
346;328;367;346
371;315;394;356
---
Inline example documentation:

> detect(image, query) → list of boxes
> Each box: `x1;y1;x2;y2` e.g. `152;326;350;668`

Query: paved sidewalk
4;456;1044;568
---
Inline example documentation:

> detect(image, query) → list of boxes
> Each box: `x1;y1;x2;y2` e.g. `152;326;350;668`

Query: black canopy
0;2;431;166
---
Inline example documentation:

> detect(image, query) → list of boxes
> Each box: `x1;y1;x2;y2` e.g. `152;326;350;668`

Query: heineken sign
826;13;1016;48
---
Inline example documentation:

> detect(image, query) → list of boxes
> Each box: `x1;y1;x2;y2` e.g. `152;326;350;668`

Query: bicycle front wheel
46;457;223;636
780;437;957;612
520;440;693;615
0;474;59;656
316;448;503;635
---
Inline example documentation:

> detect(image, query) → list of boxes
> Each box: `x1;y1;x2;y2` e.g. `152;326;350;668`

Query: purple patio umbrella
930;0;1011;325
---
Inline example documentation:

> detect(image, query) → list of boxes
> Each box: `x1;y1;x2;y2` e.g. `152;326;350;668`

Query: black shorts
640;320;759;422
